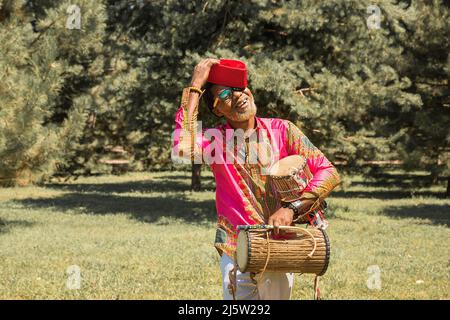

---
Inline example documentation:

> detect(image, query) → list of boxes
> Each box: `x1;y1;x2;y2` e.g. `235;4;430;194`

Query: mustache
232;95;250;109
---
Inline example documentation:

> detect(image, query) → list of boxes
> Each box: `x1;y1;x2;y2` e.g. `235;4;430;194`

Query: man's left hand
268;207;294;236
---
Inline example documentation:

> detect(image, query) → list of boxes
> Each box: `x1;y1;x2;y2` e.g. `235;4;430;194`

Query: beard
227;97;257;122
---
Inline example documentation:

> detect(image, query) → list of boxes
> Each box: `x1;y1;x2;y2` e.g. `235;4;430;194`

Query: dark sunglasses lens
218;89;232;101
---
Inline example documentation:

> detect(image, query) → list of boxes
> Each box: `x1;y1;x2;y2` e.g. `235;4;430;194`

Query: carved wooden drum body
268;155;313;203
236;225;330;276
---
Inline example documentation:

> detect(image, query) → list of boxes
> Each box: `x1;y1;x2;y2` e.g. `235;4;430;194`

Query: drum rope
250;227;317;299
228;262;238;300
247;230;272;299
298;227;318;258
257;230;272;283
273;226;318;258
314;275;321;300
228;254;260;301
292;195;323;224
235;226;323;300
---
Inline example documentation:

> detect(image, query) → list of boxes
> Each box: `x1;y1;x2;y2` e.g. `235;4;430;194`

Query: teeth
239;99;248;108
236;98;249;109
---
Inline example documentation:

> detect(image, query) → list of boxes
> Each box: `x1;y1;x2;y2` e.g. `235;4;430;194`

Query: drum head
236;231;249;272
269;155;306;176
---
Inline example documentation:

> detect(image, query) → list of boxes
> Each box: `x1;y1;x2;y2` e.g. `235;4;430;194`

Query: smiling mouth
235;97;249;111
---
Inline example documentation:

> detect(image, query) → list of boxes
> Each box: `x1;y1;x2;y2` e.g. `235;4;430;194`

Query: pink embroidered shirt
172;95;341;259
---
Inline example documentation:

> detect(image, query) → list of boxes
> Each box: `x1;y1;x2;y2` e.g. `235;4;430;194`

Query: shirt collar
222;116;262;142
223;116;261;131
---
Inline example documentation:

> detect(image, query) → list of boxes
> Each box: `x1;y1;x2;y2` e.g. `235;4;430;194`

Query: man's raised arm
172;58;219;162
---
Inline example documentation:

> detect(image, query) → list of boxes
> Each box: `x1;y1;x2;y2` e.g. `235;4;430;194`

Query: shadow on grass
381;204;450;227
18;175;219;225
370;172;448;182
349;181;444;189
14;173;449;227
0;219;35;234
152;174;215;181
340;172;448;198
18;192;217;225
45;177;215;194
334;190;447;199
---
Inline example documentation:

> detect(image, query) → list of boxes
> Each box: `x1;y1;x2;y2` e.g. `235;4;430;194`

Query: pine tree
0;0;108;185
109;0;421;172
385;0;449;187
2;0;448;191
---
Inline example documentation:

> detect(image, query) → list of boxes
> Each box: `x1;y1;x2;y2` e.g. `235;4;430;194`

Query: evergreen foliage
0;0;448;189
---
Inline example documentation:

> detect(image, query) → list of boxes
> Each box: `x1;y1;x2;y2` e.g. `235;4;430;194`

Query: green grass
0;170;449;299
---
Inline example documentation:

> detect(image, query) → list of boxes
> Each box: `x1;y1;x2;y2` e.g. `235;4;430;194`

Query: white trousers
220;253;294;300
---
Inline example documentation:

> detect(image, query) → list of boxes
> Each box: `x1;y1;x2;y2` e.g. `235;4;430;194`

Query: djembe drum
268;155;315;223
268;155;313;202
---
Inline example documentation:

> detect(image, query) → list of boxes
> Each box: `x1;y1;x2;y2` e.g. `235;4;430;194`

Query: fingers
273;221;280;236
208;58;220;65
198;58;219;67
192;58;219;87
268;212;292;236
194;58;219;74
268;216;278;235
204;58;219;64
268;215;274;227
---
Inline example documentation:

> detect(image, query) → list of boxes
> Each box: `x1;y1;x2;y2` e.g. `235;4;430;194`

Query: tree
0;0;139;184
112;0;421;175
384;0;450;189
2;0;448;193
0;0;91;185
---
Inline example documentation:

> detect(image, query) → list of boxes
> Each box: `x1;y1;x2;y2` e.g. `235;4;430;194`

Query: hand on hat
190;58;220;89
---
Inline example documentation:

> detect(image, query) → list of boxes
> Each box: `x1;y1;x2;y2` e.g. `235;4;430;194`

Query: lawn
0;170;449;299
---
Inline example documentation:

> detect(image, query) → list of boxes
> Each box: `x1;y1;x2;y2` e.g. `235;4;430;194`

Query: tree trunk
191;163;202;191
447;177;449;198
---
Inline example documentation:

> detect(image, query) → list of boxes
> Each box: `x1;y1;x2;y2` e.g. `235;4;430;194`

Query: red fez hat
207;59;247;88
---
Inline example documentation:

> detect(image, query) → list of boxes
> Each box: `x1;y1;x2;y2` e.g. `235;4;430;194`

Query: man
172;58;341;300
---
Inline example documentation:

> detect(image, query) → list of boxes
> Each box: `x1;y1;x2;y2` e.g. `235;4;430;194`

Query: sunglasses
213;87;246;109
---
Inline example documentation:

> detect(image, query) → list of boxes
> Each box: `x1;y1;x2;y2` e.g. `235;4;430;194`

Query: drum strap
228;253;239;300
228;261;260;300
314;275;321;300
229;231;271;300
248;230;272;298
293;194;323;223
257;230;272;282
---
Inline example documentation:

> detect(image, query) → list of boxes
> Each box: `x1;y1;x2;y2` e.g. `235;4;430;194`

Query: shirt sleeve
172;88;208;163
285;120;341;205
